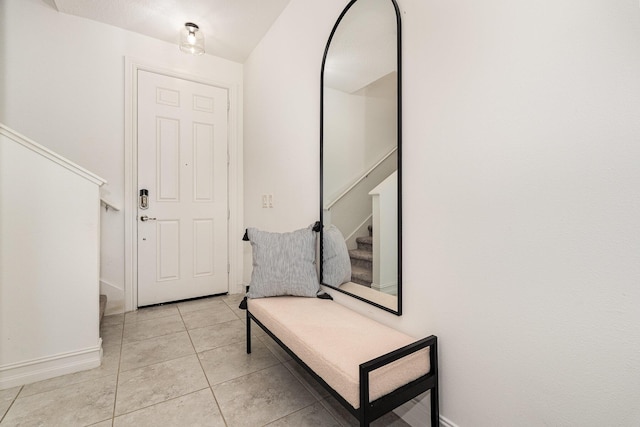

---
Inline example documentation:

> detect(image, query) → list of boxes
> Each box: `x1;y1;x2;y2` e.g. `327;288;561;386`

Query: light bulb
180;22;204;55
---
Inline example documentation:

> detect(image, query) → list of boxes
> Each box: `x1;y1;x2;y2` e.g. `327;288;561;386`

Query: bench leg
246;309;252;354
430;337;439;426
430;387;439;426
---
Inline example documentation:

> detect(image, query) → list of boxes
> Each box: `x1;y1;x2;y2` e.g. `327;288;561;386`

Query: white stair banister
369;171;398;295
0;123;106;389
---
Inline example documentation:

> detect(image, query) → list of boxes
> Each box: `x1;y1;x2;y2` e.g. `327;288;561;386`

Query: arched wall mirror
320;0;402;315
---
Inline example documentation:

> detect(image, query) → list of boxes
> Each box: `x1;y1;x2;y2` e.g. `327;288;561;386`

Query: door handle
140;215;157;222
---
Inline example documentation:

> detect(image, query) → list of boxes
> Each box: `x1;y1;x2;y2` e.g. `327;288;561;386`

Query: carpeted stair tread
351;265;373;282
349;231;374;287
348;248;373;262
356;236;372;245
356;236;372;251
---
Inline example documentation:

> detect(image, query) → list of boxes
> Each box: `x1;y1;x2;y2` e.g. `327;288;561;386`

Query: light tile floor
0;294;409;427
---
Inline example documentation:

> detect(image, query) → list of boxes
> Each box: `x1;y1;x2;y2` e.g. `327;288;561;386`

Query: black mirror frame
319;0;402;316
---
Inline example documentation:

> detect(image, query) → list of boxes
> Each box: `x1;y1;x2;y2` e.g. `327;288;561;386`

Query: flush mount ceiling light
180;22;205;55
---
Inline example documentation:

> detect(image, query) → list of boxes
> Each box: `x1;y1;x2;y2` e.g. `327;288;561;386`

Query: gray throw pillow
322;225;352;287
247;227;319;298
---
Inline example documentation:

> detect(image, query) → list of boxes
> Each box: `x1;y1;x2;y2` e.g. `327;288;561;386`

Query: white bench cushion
248;296;430;408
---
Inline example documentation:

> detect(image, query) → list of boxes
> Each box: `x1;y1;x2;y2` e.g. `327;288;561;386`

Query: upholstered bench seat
247;296;436;424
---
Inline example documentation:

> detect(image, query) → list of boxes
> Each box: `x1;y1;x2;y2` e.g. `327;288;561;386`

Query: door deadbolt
139;189;149;210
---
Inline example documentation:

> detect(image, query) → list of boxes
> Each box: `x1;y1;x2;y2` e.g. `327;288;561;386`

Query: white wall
242;0;340;281
0;0;243;314
324;73;397;202
244;0;640;425
324;86;368;201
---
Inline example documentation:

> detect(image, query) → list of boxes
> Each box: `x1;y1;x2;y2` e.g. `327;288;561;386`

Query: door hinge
227;263;230;274
227;209;230;220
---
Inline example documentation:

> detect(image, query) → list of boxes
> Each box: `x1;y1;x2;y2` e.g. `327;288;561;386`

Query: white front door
137;70;229;306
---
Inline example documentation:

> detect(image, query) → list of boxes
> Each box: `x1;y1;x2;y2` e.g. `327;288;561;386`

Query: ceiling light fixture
180;22;205;55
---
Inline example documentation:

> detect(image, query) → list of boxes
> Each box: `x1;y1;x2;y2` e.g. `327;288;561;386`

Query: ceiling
49;0;291;63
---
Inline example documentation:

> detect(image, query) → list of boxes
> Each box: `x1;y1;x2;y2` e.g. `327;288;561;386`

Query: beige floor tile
235;309;250;324
283;360;330;400
100;323;124;348
120;330;195;372
222;292;244;301
124;304;179;324
212;364;316;427
114;354;208;416
231;307;247;320
0;386;21;419
318;396;357;427
122;313;185;344
221;293;245;306
198;340;279;385
113;388;224;427
188;319;246;352
260;334;293;362
1;375;116;426
101;313;125;327
181;304;239;330
265;401;341;427
177;296;226;314
20;344;121;397
232;306;248;319
0;302;420;427
244;317;269;339
371;412;411;427
319;395;410;427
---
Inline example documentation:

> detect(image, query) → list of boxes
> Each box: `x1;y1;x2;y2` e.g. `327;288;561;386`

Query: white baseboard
100;279;125;315
370;281;397;295
0;341;102;390
439;415;459;427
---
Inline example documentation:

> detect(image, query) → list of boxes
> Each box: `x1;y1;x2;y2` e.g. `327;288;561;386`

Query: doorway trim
124;57;243;312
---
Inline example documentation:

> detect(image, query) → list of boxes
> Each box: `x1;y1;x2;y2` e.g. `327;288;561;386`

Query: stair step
351;265;372;282
351;265;372;287
349;248;372;262
356;236;372;251
99;294;107;326
349;249;372;272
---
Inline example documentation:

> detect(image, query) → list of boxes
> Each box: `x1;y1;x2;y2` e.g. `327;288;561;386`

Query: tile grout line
265;400;341;427
0;385;24;424
316;397;352;427
109;387;211;421
112;304;211;421
210;295;307;426
109;319;125;426
123;304;180;324
120;330;187;347
179;300;231;427
247;312;347;427
275;353;345;426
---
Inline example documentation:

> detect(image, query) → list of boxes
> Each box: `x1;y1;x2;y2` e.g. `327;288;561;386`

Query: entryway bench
245;296;439;426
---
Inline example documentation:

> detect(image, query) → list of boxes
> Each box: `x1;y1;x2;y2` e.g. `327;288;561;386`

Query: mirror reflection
321;0;401;314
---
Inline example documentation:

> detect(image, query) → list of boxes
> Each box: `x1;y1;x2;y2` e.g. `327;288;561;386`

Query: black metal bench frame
246;307;439;426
